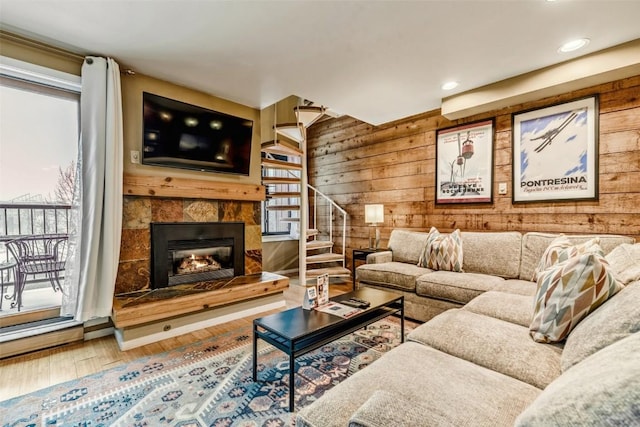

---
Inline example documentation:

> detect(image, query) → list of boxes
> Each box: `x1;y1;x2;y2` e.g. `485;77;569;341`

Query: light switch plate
130;150;140;164
498;182;507;195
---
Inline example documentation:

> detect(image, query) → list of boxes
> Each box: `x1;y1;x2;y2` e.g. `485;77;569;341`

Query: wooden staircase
261;102;350;282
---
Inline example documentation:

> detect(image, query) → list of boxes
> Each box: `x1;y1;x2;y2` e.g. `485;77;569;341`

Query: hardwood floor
0;278;353;402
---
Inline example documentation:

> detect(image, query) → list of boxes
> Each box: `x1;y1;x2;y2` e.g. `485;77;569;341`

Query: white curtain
62;56;123;321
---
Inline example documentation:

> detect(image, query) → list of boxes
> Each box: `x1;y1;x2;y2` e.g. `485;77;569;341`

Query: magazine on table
316;273;330;306
315;301;363;318
302;285;318;310
302;273;331;310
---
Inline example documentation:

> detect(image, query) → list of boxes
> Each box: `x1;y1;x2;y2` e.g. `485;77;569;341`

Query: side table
352;248;387;289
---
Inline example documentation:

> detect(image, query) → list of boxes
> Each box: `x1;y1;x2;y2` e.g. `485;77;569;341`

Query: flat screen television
142;92;253;175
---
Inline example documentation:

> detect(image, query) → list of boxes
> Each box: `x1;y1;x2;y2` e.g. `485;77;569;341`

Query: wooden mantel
123;173;266;201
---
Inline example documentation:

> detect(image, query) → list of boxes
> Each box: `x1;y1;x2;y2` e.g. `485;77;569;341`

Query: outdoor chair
5;234;68;311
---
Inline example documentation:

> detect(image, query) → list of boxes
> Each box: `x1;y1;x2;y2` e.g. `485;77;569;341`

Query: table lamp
364;204;384;249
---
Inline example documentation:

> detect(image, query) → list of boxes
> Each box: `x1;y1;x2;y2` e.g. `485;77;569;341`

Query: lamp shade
364;204;384;224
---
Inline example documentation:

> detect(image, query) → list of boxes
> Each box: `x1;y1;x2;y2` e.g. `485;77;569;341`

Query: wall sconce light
364;204;384;249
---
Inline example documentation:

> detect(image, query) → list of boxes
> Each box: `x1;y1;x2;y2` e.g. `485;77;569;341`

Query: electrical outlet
498;182;508;195
130;150;140;164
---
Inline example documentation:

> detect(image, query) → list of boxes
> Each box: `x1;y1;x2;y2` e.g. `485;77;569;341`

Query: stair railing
308;184;347;268
262;153;348;270
262;154;345;250
263;107;348;280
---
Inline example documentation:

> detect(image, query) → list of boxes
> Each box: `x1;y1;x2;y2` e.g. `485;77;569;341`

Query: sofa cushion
562;280;640;371
461;231;522;278
364;250;392;264
387;229;430;264
416;271;503;304
417;227;464;272
360;283;461;323
347;390;449;427
532;235;600;281
492;279;537;296
530;248;623;343
408;309;562;389
356;262;431;292
515;332;640;427
295;342;541;427
605;243;640;285
464;291;533;327
519;232;634;281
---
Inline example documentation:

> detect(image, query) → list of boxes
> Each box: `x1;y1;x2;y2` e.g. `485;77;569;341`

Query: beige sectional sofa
296;230;640;426
355;230;631;322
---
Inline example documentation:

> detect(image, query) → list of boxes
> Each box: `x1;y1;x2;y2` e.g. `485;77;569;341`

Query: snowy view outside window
0;77;79;261
0;83;78;203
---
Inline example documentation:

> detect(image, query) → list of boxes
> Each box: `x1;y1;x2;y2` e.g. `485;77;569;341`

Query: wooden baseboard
0;307;61;329
0;325;83;359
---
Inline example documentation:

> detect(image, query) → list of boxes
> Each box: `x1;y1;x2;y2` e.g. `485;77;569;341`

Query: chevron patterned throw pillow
530;246;623;343
417;227;463;272
532;235;601;281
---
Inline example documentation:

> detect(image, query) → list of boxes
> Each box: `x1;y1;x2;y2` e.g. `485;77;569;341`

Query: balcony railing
0;203;71;292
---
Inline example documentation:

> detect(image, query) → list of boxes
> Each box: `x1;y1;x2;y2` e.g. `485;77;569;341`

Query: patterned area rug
1;319;409;427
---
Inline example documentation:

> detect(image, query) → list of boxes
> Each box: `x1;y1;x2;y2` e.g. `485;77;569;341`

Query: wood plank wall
307;75;640;264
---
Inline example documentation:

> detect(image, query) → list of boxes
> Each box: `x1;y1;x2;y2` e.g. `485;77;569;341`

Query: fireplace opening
168;238;234;285
151;222;245;288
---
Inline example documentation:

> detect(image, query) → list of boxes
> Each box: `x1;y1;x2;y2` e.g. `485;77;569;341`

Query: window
0;56;80;319
0;57;80;207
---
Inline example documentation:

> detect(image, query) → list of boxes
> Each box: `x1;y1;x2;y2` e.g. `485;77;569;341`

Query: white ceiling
1;1;640;125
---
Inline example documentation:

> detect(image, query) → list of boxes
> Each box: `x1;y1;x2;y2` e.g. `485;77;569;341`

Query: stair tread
262;177;301;184
261;158;302;170
280;218;300;223
261;139;303;157
295;106;325;114
267;192;301;198
306;253;345;263
295;106;325;127
306;267;351;278
306;240;334;250
274;123;304;143
274;122;303;129
266;205;300;211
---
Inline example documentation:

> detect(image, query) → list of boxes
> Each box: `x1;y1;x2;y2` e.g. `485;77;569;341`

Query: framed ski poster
512;96;598;203
435;119;494;204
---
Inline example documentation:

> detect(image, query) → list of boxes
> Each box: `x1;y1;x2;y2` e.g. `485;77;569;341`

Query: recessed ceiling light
442;81;459;91
558;38;590;53
184;117;199;127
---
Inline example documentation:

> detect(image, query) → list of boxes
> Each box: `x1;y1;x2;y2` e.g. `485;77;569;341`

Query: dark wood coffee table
252;287;404;411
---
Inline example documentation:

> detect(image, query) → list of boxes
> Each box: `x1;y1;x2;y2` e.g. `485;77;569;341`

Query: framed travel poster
435;119;494;204
512;96;598;203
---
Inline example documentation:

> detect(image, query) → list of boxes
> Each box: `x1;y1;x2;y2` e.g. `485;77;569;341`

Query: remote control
342;298;370;308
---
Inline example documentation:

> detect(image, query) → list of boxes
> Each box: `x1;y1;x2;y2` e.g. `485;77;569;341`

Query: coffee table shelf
252;287;404;411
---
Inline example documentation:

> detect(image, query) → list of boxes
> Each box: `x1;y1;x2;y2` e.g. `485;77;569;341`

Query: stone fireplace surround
116;195;263;295
112;193;289;350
